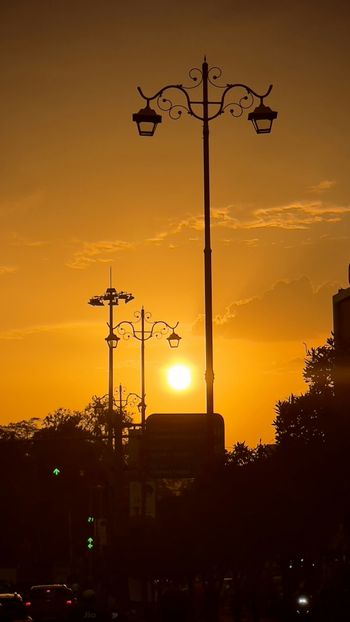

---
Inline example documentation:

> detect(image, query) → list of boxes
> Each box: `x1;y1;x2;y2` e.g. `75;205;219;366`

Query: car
0;593;32;622
24;585;76;621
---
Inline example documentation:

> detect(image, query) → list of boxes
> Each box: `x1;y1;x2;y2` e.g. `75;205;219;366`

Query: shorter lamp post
116;384;142;424
115;384;143;454
89;285;134;448
114;306;181;429
114;310;179;617
115;310;179;619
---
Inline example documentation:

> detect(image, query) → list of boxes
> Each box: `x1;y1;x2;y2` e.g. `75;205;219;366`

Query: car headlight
297;595;309;606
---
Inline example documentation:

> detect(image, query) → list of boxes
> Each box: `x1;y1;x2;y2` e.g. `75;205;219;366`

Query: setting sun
167;364;192;391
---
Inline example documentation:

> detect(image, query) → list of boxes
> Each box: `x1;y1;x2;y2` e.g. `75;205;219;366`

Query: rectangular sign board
144;413;225;478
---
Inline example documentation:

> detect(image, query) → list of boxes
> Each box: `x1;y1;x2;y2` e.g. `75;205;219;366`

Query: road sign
144;413;225;477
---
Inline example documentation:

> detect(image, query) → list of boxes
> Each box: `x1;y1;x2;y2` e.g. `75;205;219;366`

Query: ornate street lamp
133;58;277;415
132;102;162;136
167;330;182;349
248;100;278;134
114;306;180;429
105;332;120;349
89;281;134;448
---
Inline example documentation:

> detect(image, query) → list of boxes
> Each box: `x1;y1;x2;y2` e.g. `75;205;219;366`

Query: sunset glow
0;1;348;449
167;365;192;391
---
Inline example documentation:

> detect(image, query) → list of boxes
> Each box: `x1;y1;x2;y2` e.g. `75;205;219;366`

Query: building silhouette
333;267;350;418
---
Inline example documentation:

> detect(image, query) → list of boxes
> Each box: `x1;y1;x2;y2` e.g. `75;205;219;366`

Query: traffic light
86;536;94;550
52;467;61;476
86;515;95;550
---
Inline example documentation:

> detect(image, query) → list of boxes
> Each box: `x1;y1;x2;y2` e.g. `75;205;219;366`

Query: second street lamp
89;283;134;449
114;306;181;429
133;58;277;416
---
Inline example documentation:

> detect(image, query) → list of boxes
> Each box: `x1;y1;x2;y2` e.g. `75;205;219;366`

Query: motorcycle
295;593;312;616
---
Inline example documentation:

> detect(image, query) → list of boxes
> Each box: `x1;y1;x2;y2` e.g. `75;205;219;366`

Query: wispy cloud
145;200;350;246
0;266;17;276
146;231;169;244
65;198;350;267
214;201;350;231
0;320;98;341
263;356;305;375
309;180;337;192
147;215;204;246
66;240;134;269
194;277;334;342
9;232;50;247
0;190;45;217
241;238;260;247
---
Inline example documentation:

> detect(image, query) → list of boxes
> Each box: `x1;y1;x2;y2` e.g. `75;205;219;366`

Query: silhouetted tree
41;408;83;431
81;396;109;438
226;440;272;466
303;335;335;396
226;441;255;466
273;392;328;444
0;417;40;440
0;397;133;579
34;396;132;442
273;337;335;445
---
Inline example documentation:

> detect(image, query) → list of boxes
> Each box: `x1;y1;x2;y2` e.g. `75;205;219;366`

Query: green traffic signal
87;536;94;550
52;467;61;476
87;516;95;524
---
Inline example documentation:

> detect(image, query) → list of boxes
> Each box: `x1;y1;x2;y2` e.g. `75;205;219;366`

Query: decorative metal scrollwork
152;321;174;339
186;66;203;88
157;93;189;120
208;65;225;88
115;322;135;341
222;90;255;118
137;63;273;124
114;311;178;342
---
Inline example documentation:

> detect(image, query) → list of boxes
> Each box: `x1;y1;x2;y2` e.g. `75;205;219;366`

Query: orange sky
0;0;349;448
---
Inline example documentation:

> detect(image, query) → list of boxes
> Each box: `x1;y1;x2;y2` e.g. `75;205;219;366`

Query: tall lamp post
89;284;134;448
133;58;277;416
114;306;181;429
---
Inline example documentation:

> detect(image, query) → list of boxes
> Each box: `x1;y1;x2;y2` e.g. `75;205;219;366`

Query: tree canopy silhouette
273;336;335;445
